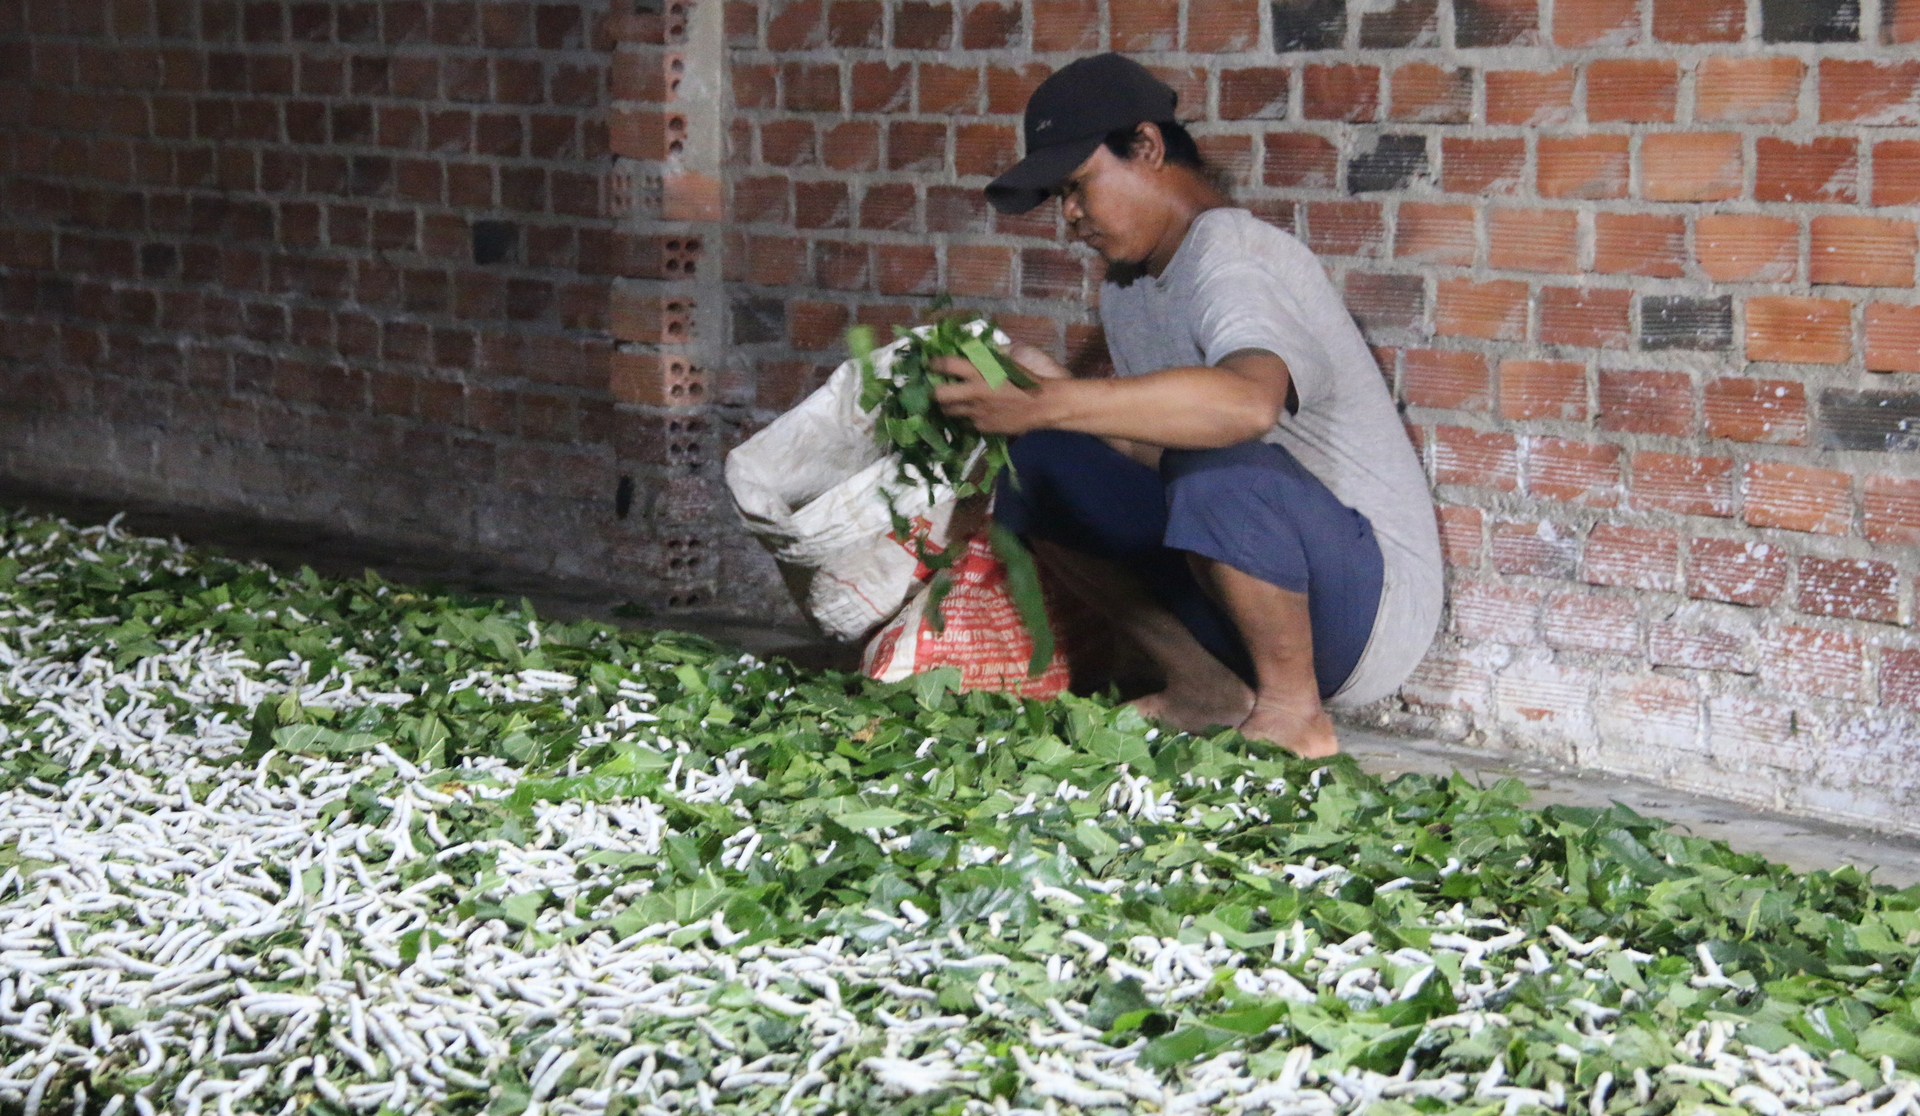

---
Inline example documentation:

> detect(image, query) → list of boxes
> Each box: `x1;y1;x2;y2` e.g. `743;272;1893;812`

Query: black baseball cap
984;53;1179;215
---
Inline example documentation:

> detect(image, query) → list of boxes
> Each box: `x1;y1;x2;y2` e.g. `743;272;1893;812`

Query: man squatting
929;54;1444;759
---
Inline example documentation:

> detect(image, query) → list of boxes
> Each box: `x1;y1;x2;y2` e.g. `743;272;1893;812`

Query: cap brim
984;135;1105;214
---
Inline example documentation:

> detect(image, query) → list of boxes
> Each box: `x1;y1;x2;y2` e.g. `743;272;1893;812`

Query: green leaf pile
0;509;1917;1116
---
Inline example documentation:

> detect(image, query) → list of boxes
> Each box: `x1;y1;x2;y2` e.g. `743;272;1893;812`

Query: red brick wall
724;0;1920;828
0;0;719;600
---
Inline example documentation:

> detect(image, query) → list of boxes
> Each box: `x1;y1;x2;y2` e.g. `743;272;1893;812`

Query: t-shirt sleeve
1186;237;1339;408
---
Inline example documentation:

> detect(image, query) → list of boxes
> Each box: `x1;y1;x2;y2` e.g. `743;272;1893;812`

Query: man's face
1053;143;1166;267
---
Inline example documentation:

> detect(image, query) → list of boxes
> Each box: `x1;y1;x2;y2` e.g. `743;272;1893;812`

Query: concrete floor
10;480;1920;888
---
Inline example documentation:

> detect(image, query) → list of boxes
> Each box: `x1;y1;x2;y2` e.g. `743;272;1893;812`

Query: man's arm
932;348;1291;450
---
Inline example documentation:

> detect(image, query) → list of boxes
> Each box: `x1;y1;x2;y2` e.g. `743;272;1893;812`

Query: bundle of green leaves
851;314;1052;675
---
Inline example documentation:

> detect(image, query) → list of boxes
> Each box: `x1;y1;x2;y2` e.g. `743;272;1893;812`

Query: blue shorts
993;431;1384;699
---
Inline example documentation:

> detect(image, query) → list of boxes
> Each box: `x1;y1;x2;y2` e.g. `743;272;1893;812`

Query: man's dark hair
1103;120;1207;169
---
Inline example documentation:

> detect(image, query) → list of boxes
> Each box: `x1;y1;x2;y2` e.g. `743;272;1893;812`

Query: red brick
812;240;868;291
1586;58;1677;123
1494;661;1593;736
893;0;953;46
1555;0;1641;46
1302;64;1380;122
1591;213;1686;279
1639;132;1742;202
1599;369;1692;436
918;62;981;114
1488;208;1578;274
1820;60;1920;125
1400;646;1495;713
1694;214;1799;283
1345;272;1424;331
1885;649;1920;714
1263;133;1337;188
1867;303;1920;373
1696;56;1803;124
1892;0;1920;42
1031;0;1097;48
1745;296;1852;365
1798;557;1902;625
934;128;1004;181
1451;581;1542;643
849;61;910;112
1688;535;1787;605
781;62;841;111
1744;461;1853;535
1544;591;1640;655
875;244;937;296
1433;425;1520;490
1650;605;1756;673
758;118;815;166
947;245;1012;297
820;121;878;172
985;63;1048;114
1499;358;1586;420
1441;136;1525;195
859;182;916;230
1390;63;1471;123
1594;674;1704;759
1436;504;1484;567
1492;518;1580;577
733;176;790;225
766;0;826;48
725;0;759;43
1457;0;1538;46
1809;216;1917;288
826;0;883;43
610;352;706;408
1109;0;1178;48
1195;133;1255;189
609;289;694;345
1540;287;1632;349
1185;0;1258;50
1485;66;1576;125
1630;452;1735;517
787;299;850;350
1652;0;1743;41
1760;625;1866;701
1703;377;1808;445
1528;438;1622;507
1755;136;1859;204
1219;66;1290;120
1875;139;1920;206
1403;347;1489;410
887;120;946;172
1537;134;1630;199
1022;247;1086;299
1304;201;1385;258
1394;202;1475;265
1436;278;1527;341
794;180;850;227
1586;523;1681;591
732;62;777;109
742;235;807;285
1864;474;1920;543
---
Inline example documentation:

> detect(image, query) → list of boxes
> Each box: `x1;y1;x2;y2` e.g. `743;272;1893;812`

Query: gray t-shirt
1099;207;1442;706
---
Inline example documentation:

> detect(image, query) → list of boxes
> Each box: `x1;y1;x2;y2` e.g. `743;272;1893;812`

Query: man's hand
929;354;1054;435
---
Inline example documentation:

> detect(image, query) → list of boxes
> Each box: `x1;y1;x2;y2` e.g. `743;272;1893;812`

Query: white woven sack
724;333;961;642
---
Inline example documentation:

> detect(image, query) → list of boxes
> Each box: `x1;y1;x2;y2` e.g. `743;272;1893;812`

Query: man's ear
1131;122;1168;169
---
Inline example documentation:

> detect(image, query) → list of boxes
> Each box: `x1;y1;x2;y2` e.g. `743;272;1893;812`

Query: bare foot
1128;680;1254;735
1238;699;1340;758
